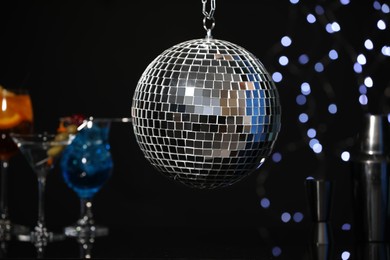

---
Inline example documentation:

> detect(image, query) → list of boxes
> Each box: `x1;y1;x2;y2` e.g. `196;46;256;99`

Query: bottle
350;113;390;242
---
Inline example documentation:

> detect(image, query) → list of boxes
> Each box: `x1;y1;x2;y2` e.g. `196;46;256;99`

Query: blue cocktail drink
60;118;114;238
61;121;113;199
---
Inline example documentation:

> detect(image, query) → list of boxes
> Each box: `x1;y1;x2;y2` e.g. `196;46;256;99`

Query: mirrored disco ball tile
132;38;281;189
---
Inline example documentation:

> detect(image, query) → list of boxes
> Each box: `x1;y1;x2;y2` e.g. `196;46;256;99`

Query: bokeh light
307;128;317;138
298;54;310;64
272;247;282;257
329;49;339;60
272;152;282;163
301;82;311;95
279;56;289;66
377;20;386;30
256;0;390;250
299;113;309;123
307;14;316;23
293;212;304;222
364;39;374;50
272;72;283;82
260;198;271;209
341;251;351;260
281;36;292;47
357;54;366;65
296;95;307;105
341;151;350;162
341;223;352;230
314;62;324;72
328;104;337;114
281;212;291;223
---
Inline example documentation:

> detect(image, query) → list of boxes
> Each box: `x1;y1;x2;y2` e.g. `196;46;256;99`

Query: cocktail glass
60;117;130;238
10;132;73;257
0;87;33;239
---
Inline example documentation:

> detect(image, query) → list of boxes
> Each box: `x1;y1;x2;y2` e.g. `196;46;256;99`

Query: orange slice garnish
0;113;22;129
0;86;15;97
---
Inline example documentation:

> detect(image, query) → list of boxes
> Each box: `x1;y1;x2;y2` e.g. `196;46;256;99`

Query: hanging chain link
202;0;216;38
202;0;215;19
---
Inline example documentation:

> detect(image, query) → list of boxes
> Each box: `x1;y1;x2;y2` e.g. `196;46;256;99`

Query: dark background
0;0;389;258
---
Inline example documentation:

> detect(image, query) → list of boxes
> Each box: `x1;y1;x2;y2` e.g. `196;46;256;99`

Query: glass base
17;227;65;258
17;228;65;245
0;219;30;241
64;224;109;238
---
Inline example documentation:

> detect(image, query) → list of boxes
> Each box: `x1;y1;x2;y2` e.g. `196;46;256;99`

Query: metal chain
202;0;216;39
202;0;215;19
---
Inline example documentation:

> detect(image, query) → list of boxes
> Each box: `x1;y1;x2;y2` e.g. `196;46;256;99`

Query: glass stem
37;176;47;229
0;241;7;257
79;239;93;259
0;160;9;221
36;245;45;259
79;198;94;227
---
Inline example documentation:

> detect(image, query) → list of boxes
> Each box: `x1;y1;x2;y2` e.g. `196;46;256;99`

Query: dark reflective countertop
0;224;387;259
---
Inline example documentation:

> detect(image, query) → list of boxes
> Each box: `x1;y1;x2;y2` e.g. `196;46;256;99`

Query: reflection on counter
0;222;385;259
77;236;95;259
357;243;389;260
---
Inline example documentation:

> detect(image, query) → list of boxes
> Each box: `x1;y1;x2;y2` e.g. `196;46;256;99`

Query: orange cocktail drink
0;87;33;161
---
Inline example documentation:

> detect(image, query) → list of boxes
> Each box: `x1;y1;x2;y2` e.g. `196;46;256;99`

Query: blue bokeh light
307;14;316;23
341;223;352;230
329;49;338;60
353;62;363;73
272;247;282;257
301;82;311;95
272;72;283;83
359;84;367;94
382;46;390;56
299;113;309;123
307;128;316;138
272;152;282;163
313;143;323;153
342;251;351;260
326;22;341;33
364;77;373;88
331;22;341;32
341;151;350;162
298;54;309;64
260;198;271;209
359;94;368;105
315;5;325;15
281;36;292;47
377;19;386;30
328;103;337;114
293;212;304;223
309;138;319;148
364;39;374;50
296;95;307;105
357;54;366;65
279;56;289;66
382;3;390;13
314;62;324;72
373;1;382;10
281;212;291;223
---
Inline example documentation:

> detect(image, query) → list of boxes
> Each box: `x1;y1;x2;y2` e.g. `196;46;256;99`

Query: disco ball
131;38;281;189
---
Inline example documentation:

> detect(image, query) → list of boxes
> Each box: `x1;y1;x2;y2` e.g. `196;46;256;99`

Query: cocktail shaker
350;113;390;242
305;178;333;244
356;243;389;260
305;178;333;260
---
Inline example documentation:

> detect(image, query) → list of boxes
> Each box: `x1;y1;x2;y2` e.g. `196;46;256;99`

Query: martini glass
10;132;73;257
0;87;33;240
60;117;130;238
